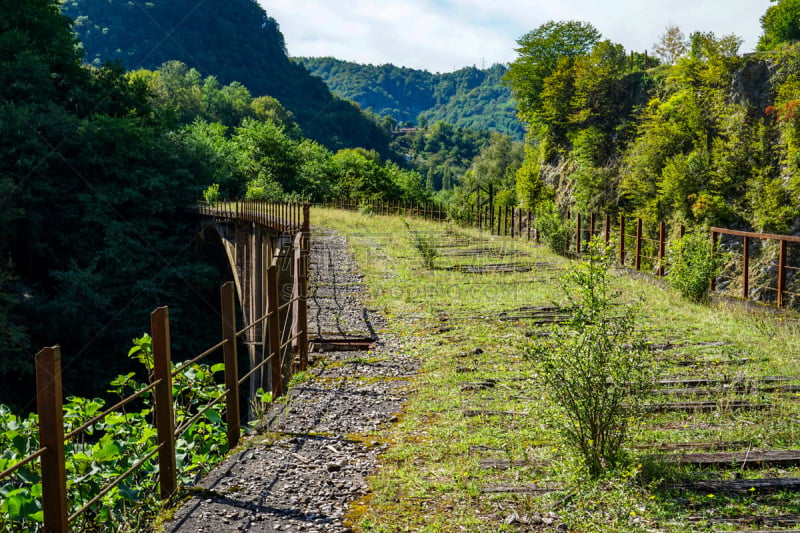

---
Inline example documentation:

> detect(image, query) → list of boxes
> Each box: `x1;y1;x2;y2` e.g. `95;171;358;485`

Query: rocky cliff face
731;58;774;115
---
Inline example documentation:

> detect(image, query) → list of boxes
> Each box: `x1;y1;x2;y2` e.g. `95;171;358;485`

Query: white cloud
260;0;773;72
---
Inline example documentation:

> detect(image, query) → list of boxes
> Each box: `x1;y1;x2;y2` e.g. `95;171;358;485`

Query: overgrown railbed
314;207;800;532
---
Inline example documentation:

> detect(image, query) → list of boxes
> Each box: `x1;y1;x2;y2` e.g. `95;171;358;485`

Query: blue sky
259;0;774;73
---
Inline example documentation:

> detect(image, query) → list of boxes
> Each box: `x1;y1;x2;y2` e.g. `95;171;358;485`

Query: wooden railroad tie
642;400;769;413
480;483;560;494
657;450;800;468
668;477;800;495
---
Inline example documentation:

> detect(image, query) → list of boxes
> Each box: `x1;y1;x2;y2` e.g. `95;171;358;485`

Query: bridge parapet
8;202;312;530
196;200;308;235
195;200;310;405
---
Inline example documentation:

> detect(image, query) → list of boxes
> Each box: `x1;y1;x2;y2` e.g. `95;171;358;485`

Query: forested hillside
59;0;393;155
502;14;800;235
296;58;525;140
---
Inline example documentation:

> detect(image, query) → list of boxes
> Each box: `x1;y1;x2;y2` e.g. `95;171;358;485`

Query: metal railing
198;200;307;234
320;200;800;310
1;203;310;533
712;227;800;309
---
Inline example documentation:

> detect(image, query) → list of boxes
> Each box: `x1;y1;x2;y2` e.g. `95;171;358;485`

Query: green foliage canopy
759;0;800;50
506;20;602;121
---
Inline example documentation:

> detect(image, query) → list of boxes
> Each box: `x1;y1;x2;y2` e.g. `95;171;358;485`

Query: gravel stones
161;229;417;532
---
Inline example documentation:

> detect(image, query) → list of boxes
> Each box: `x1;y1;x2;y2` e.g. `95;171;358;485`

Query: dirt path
161;228;417;532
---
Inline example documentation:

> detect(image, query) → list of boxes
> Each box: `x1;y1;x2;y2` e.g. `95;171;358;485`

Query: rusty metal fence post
36;346;68;533
266;261;282;398
299;204;310;370
220;282;240;450
778;239;788;309
151;307;177;500
635;218;643;271
527;209;532;241
619;215;626;265
742;236;750;300
710;231;719;292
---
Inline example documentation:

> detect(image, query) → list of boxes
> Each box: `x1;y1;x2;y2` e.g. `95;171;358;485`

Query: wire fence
1;203;309;533
321;200;800;310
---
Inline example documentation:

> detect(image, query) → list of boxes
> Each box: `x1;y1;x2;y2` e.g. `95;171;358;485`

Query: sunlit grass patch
313;207;800;532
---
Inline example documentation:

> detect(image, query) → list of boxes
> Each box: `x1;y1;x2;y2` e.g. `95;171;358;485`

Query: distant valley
295;58;525;139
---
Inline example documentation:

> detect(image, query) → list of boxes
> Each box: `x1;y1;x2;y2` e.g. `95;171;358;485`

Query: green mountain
59;0;392;155
296;58;525;140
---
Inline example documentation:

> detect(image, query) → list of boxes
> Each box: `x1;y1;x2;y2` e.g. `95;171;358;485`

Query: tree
758;0;800;50
210;81;253;127
330;149;398;202
294;139;336;201
234;118;298;199
467;133;523;211
150;60;205;124
653;24;688;65
171;120;243;197
515;144;548;209
688;31;743;61
506;20;602;121
250;95;300;137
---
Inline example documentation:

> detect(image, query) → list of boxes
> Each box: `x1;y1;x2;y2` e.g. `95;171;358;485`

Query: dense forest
296;58;525;140
59;0;394;156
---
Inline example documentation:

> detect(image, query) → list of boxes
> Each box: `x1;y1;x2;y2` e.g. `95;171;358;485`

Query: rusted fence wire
711;227;800;309
1;203;310;533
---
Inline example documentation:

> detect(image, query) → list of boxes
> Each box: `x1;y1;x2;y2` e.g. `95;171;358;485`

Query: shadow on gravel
163;494;335;532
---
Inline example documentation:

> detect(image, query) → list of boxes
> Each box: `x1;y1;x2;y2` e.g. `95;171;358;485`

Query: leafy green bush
535;201;573;255
0;335;231;532
528;239;653;479
358;201;374;216
667;230;723;303
202;183;221;206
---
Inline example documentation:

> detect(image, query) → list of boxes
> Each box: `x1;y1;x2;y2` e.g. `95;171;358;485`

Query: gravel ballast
162;229;417;532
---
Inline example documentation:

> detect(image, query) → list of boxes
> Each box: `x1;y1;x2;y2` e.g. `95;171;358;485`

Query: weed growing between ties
404;220;438;270
528;238;655;479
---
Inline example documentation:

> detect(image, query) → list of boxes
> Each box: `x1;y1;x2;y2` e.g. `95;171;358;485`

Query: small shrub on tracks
528;238;654;479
